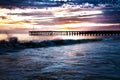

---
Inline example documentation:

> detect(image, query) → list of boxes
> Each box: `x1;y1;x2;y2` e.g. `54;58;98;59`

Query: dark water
0;39;120;80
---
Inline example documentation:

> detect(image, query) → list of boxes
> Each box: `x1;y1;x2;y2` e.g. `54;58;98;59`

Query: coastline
0;37;115;54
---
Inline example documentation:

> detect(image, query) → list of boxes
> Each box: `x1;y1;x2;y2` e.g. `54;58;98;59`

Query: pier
29;31;120;36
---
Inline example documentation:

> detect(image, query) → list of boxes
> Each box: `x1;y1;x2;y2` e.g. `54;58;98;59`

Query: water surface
0;40;120;80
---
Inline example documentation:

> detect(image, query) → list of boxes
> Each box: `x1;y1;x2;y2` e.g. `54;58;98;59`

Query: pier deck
29;31;120;36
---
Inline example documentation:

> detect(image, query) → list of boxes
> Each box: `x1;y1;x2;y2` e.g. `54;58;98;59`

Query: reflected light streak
54;35;96;40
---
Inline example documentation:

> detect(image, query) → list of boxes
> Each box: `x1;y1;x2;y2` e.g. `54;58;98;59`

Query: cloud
0;5;120;32
0;0;118;7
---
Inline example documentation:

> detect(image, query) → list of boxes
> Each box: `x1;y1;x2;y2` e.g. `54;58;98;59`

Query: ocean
0;39;120;80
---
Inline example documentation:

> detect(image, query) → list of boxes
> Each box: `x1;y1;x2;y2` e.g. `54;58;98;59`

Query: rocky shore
0;37;112;54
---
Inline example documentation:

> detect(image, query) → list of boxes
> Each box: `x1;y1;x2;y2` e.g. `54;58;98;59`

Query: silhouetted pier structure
29;31;120;36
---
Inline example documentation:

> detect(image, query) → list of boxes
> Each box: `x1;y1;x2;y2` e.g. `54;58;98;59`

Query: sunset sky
0;0;120;34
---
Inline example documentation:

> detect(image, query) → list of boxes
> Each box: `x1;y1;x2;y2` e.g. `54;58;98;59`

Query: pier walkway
29;31;120;36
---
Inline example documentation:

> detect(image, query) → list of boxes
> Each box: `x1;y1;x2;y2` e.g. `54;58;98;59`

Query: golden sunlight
0;7;119;32
57;22;120;30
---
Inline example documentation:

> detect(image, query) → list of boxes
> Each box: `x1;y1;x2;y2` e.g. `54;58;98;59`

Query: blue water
0;39;120;80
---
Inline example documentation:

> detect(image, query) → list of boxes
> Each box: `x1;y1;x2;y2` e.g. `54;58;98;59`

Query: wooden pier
29;31;120;36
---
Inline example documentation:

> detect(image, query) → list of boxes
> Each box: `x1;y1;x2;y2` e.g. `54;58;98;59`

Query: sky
0;0;119;7
0;0;120;35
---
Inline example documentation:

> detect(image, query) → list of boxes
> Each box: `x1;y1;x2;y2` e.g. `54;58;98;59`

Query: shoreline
0;37;115;54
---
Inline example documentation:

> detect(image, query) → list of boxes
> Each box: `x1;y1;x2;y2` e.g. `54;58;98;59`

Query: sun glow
57;22;120;30
0;6;119;32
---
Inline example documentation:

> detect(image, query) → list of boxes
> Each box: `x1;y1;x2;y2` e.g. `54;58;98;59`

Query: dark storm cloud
80;0;117;3
0;0;23;5
0;0;118;7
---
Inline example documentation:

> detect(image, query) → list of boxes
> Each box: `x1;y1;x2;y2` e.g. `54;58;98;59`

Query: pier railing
29;31;120;36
